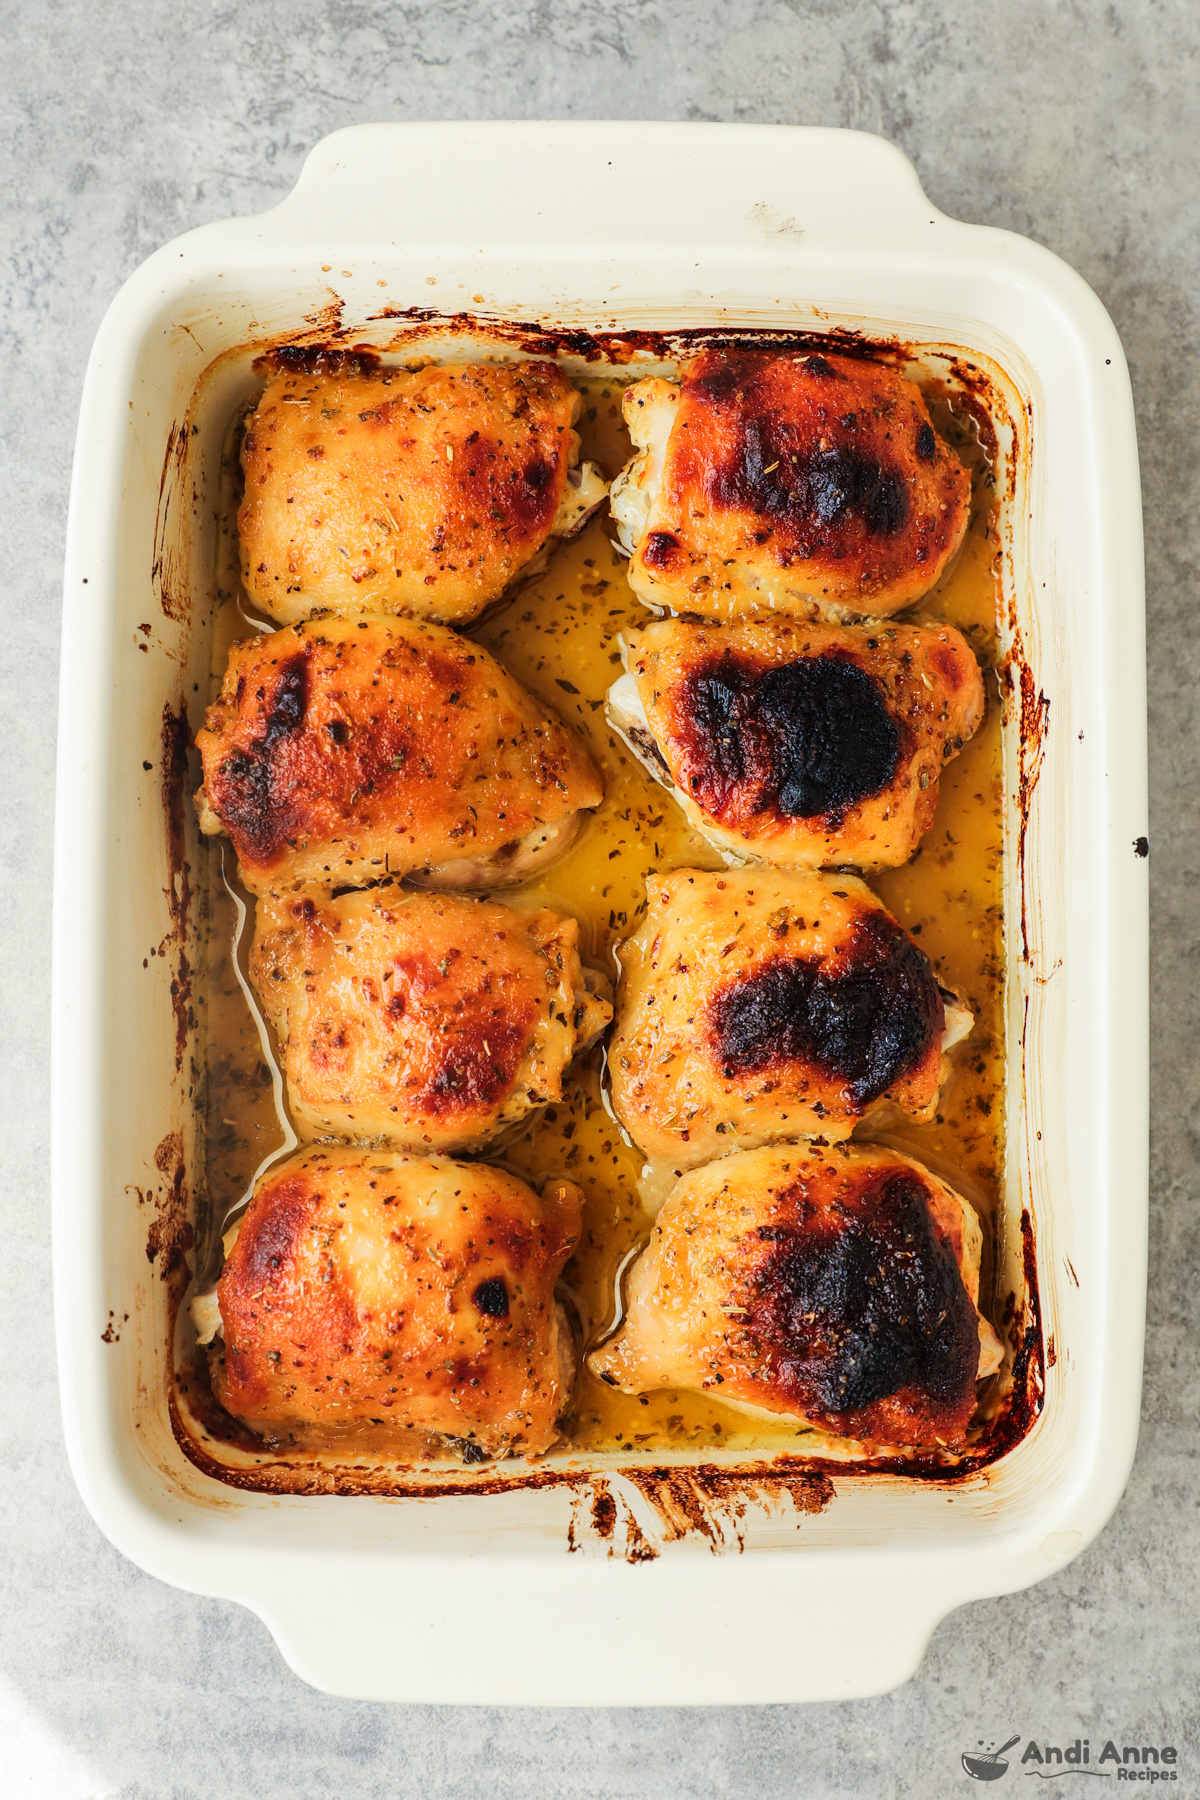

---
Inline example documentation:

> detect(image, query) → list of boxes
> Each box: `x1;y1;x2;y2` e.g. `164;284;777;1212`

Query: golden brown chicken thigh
250;888;611;1153
610;349;970;622
608;867;971;1169
589;1142;1003;1448
608;615;983;870
239;354;608;626
194;612;603;895
205;1147;582;1461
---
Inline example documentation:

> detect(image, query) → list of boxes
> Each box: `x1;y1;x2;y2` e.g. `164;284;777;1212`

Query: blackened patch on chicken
745;1171;979;1425
209;653;310;864
803;446;908;536
261;653;309;746
214;748;276;860
688;350;911;540
452;431;563;543
915;420;936;462
642;529;681;570
473;1277;510;1318
690;355;744;403
707;913;943;1108
680;650;902;823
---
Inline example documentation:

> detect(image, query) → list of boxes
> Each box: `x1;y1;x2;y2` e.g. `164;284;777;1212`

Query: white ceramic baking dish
52;122;1147;1704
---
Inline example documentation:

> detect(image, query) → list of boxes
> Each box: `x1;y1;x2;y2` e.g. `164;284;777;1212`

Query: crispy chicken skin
210;1147;583;1460
239;355;608;627
610;350;971;622
250;887;612;1153
194;612;603;894
608;867;971;1168
608;615;984;870
589;1143;1003;1448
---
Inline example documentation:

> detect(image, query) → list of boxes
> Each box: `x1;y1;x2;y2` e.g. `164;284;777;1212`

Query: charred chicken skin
608;867;972;1169
194;612;603;895
608;614;983;870
611;349;971;623
589;1142;1003;1449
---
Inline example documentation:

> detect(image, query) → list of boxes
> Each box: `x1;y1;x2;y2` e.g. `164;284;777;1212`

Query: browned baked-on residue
1014;654;1051;962
936;360;1003;477
161;700;195;1073
145;1131;195;1305
993;1209;1046;1455
623;1461;835;1552
361;309;906;368
253;343;382;379
564;1467;831;1559
152;422;192;622
302;290;347;339
589;1480;617;1539
566;1477;662;1561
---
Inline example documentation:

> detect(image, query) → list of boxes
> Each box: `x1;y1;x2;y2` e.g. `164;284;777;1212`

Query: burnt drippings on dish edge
161;699;196;1076
171;1352;838;1530
359;309;910;367
676;649;903;824
253;343;383;378
706;913;944;1107
143;1130;195;1304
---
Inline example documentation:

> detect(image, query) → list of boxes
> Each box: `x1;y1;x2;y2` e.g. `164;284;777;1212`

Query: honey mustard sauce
192;372;1005;1464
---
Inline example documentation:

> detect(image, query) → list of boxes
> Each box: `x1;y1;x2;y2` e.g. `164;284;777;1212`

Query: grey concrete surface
2;1;1197;1794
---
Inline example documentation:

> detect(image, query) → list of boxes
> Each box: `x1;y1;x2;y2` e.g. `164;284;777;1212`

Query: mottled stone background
2;2;1196;1794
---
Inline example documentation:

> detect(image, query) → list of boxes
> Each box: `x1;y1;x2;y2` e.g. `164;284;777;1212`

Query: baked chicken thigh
608;615;984;870
194;612;603;894
201;1147;582;1461
240;355;608;626
608;867;971;1169
611;349;970;622
589;1142;1004;1448
250;887;611;1153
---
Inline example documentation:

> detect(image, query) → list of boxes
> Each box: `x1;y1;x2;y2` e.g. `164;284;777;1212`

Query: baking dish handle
266;121;942;252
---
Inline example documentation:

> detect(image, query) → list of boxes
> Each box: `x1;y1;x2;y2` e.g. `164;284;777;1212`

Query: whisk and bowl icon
962;1735;1021;1780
